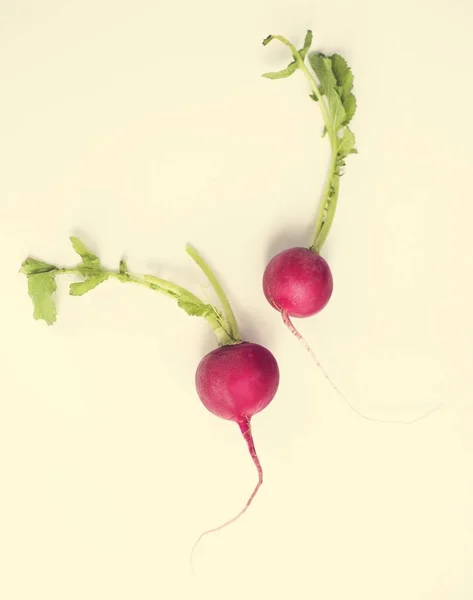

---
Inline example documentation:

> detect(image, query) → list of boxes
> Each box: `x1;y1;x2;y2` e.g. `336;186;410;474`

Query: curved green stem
270;37;339;253
57;267;236;346
58;268;200;301
130;273;203;304
312;172;340;252
21;239;242;345
127;271;236;345
263;33;345;254
185;244;241;342
310;146;339;252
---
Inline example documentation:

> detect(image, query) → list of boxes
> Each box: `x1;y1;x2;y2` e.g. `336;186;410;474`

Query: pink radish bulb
196;342;279;422
263;247;333;318
191;341;279;559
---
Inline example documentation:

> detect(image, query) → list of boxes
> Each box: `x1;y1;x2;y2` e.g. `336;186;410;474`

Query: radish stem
262;32;355;253
26;243;240;346
185;244;241;342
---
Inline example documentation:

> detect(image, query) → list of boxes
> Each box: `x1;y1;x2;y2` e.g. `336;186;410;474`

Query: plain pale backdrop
1;1;473;599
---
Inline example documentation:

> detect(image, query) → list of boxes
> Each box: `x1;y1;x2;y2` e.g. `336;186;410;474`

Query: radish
20;237;279;559
261;31;442;424
260;31;356;349
192;341;278;552
261;30;355;353
263;247;333;318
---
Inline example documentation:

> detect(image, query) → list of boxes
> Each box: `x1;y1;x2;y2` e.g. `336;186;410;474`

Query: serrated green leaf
342;92;357;125
309;53;346;130
329;54;357;125
262;61;298;79
177;298;213;317
69;273;109;296
299;30;313;59
27;272;57;325
20;257;57;275
329;93;346;132
308;53;335;96
330;54;354;99
70;236;100;269
338;127;356;157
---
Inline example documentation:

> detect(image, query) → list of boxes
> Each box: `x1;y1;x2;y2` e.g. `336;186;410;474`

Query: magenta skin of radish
263;247;333;318
195;342;279;422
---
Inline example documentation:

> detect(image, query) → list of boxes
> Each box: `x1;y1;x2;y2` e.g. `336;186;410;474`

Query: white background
1;1;473;598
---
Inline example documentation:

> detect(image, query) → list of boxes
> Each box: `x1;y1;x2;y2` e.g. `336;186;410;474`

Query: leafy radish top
263;30;358;252
20;236;241;347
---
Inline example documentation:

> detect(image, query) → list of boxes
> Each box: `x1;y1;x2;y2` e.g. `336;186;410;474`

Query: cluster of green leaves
308;51;358;249
20;236;115;325
309;52;357;162
19;236;226;331
262;30;358;250
262;30;357;160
